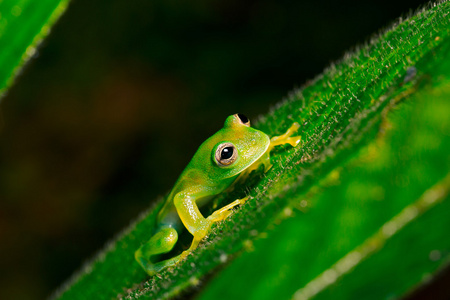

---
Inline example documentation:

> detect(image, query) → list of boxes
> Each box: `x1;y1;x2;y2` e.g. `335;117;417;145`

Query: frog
135;113;301;275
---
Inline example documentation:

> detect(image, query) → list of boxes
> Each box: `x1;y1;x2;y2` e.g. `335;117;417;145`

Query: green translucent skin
135;114;300;275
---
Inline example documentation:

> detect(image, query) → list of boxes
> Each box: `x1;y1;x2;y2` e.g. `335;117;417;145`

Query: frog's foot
237;123;301;176
135;227;180;276
248;123;302;173
268;122;301;152
179;196;249;261
210;196;249;220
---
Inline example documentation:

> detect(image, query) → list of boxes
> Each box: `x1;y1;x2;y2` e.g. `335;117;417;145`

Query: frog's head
205;113;270;179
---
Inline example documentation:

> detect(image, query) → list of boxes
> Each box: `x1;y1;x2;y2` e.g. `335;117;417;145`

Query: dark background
0;0;431;299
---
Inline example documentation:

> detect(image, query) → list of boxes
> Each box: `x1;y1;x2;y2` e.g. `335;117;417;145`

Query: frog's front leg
246;122;302;173
268;122;301;152
174;190;241;261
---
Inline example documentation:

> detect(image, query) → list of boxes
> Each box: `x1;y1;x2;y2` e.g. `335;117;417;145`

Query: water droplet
26;46;37;57
403;66;417;83
11;5;22;17
429;250;441;261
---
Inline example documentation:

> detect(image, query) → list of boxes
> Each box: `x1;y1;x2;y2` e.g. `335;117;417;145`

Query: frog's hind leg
135;227;181;275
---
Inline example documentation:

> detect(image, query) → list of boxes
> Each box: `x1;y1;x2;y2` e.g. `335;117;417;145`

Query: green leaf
0;0;69;100
54;2;450;299
199;78;450;300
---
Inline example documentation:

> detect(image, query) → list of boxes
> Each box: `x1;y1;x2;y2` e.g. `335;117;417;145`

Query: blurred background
0;0;431;299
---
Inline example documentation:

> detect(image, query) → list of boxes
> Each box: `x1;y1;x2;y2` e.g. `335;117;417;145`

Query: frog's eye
235;113;250;127
215;143;238;166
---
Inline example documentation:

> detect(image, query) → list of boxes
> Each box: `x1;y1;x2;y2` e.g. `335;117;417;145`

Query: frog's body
135;114;300;275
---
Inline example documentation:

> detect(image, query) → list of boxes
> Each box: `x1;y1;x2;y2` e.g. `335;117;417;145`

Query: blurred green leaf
54;2;450;299
0;0;69;100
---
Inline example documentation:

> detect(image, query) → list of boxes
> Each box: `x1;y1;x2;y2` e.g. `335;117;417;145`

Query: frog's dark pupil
221;147;234;160
237;113;249;124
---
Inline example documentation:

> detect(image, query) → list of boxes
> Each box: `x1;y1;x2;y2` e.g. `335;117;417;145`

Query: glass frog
135;113;300;275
